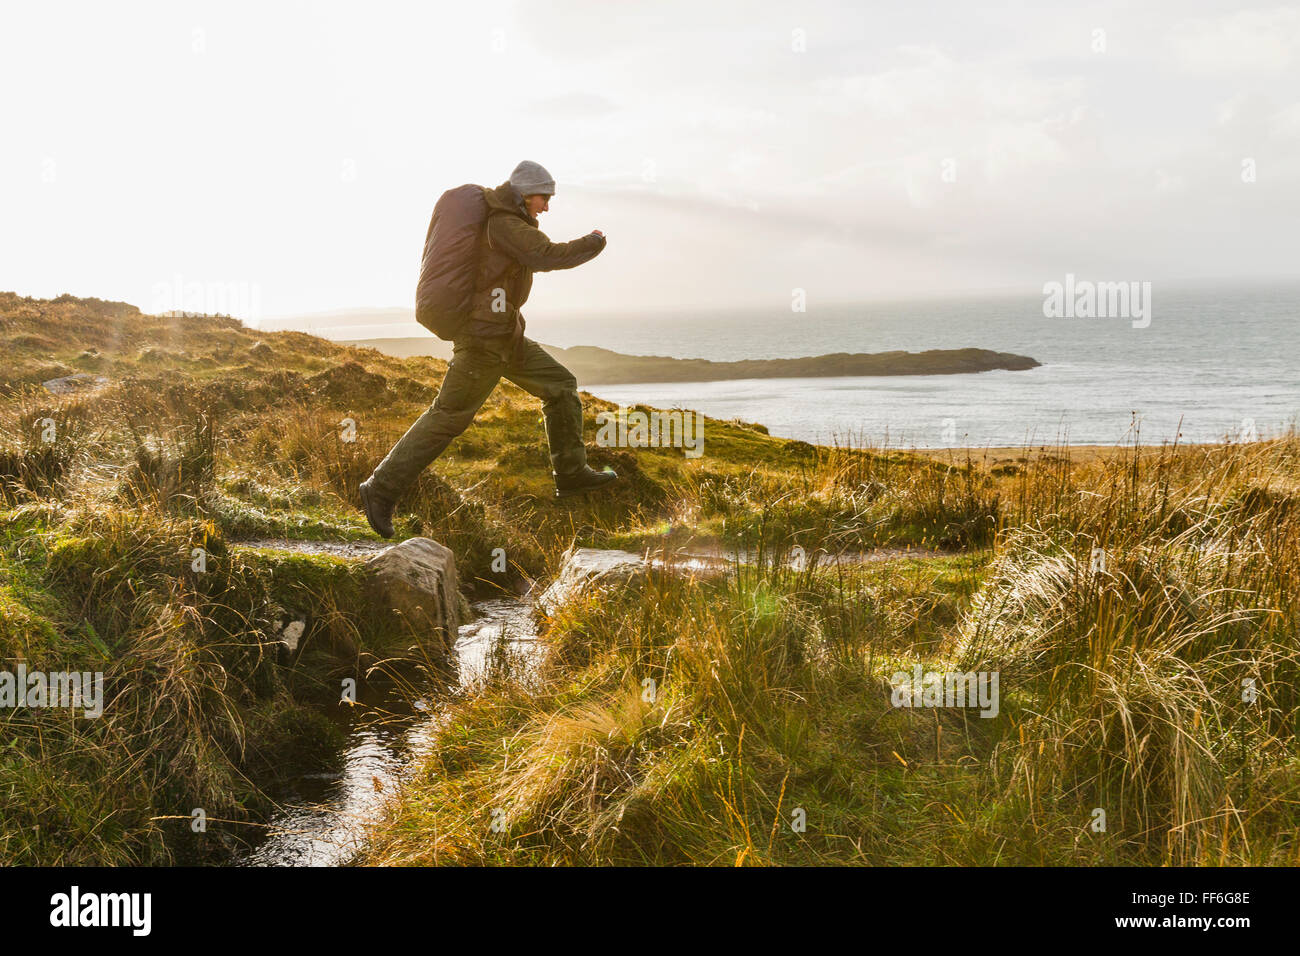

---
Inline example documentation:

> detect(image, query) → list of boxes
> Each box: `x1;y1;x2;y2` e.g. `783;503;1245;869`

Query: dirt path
230;538;388;558
231;537;958;567
646;543;958;569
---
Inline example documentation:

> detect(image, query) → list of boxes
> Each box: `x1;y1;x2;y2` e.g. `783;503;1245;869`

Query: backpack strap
480;209;522;291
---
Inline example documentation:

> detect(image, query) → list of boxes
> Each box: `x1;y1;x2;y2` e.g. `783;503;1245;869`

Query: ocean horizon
516;282;1300;448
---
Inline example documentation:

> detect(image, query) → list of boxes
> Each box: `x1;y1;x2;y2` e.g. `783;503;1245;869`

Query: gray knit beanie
509;160;556;197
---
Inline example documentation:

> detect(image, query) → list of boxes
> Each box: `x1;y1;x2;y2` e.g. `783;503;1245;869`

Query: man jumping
359;160;617;539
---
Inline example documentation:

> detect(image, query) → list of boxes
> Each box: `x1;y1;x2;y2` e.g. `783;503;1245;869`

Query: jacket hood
484;181;534;225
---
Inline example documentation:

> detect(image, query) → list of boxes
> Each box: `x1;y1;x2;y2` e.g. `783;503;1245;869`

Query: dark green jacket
466;181;606;340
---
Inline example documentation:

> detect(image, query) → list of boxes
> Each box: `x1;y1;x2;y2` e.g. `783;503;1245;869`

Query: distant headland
342;336;1041;386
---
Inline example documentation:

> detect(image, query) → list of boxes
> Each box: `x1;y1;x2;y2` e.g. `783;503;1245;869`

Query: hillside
2;291;1298;867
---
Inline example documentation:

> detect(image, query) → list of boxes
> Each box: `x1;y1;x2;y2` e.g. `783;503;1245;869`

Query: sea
523;282;1300;448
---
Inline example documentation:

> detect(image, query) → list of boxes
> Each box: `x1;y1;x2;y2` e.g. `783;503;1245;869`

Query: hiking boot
359;478;396;539
555;465;618;499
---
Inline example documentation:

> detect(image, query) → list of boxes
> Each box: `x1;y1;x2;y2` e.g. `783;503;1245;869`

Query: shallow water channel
238;596;540;866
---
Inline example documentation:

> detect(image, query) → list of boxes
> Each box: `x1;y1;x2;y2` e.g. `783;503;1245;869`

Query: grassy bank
365;434;1300;865
3;292;1298;865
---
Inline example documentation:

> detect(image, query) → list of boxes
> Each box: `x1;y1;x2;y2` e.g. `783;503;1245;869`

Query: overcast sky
2;0;1297;324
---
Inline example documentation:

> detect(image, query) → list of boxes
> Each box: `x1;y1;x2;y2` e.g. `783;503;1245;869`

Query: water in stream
239;596;540;867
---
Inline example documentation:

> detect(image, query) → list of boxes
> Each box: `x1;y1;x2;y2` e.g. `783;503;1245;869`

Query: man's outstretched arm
490;216;606;272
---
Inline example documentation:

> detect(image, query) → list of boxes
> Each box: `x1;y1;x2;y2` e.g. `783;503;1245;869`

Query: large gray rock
364;537;460;649
536;546;740;616
536;548;648;616
42;373;109;395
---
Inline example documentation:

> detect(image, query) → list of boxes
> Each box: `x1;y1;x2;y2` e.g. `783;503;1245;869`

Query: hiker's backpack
414;184;488;341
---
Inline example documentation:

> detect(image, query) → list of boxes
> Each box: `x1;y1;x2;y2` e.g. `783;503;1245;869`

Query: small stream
231;541;949;866
238;596;541;867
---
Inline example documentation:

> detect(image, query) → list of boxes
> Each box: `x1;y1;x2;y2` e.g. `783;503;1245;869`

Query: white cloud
1168;7;1299;74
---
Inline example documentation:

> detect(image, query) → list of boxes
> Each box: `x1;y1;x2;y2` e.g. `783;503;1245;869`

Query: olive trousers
367;336;588;500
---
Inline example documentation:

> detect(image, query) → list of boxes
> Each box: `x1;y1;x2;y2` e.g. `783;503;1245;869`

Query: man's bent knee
427;405;478;441
544;371;579;398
